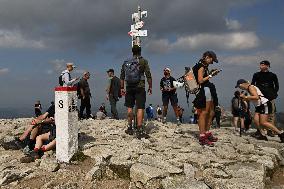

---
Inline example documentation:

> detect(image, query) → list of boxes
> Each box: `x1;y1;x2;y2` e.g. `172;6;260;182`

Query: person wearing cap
192;51;221;146
106;69;121;120
61;63;79;87
235;79;284;142
78;71;92;119
120;45;152;139
251;60;279;137
160;67;181;125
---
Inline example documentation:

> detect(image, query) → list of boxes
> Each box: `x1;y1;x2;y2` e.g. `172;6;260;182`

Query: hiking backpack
59;74;64;86
184;66;200;94
124;57;141;85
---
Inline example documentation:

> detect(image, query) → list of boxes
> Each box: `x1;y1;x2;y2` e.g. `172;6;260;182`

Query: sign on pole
129;6;148;47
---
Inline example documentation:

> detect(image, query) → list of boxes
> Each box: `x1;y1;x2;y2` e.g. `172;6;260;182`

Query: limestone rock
130;163;167;185
138;154;183;174
85;166;102;181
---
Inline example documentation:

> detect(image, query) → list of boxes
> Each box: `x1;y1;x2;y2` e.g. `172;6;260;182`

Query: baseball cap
164;67;171;72
106;69;114;73
235;79;248;88
203;51;218;63
260;60;270;67
66;62;76;68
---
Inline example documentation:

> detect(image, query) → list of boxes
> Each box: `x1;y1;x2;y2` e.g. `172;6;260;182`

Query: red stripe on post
55;86;77;91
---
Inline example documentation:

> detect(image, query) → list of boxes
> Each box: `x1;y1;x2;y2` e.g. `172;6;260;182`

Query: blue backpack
124;57;141;86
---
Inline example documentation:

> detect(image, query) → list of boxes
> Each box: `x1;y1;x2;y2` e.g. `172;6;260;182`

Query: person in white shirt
61;62;79;87
235;79;284;142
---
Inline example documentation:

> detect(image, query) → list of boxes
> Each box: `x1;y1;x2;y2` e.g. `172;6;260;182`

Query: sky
0;0;283;117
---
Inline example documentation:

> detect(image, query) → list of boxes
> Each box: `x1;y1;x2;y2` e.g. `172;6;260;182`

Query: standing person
146;104;154;121
99;103;107;116
60;62;79;87
156;105;163;122
177;105;185;123
235;79;284;142
34;100;42;117
192;51;220;146
160;68;181;125
106;69;121;120
214;105;222;128
192;106;199;124
251;60;279;137
231;91;245;132
79;72;92;119
120;45;152;139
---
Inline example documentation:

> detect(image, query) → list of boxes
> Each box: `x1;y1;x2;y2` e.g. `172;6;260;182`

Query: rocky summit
0;118;284;189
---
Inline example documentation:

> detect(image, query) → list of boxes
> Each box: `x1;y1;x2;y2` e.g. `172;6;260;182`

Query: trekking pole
238;97;242;137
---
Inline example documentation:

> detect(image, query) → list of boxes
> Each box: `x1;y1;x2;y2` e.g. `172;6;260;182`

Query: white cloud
146;32;260;53
49;59;66;72
173;32;259;50
225;18;242;30
0;68;9;75
222;51;284;67
0;30;45;49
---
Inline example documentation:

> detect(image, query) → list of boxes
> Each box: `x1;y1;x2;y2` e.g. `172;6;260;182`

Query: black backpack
123;57;141;86
76;81;82;99
59;74;64;86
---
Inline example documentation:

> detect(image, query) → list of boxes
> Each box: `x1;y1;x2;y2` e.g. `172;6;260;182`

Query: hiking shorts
162;92;178;106
125;87;146;109
204;87;212;102
255;101;273;115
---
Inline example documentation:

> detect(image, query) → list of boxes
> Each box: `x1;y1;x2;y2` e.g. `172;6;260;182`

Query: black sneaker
136;128;150;140
255;134;268;141
267;130;275;137
251;130;261;138
278;133;284;143
20;151;40;163
125;126;134;135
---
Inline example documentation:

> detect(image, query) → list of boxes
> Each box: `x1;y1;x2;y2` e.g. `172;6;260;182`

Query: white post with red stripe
55;86;78;163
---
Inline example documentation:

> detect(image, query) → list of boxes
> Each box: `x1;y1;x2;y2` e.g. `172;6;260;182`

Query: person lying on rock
1;104;55;152
235;79;284;142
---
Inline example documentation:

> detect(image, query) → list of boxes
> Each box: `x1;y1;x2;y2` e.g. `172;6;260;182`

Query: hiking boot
136;128;150;140
251;130;261;138
125;126;134;135
177;120;181;126
1;139;25;150
162;118;167;124
199;136;214;147
23;145;33;155
267;130;275;137
20;151;40;163
278;133;284;143
205;132;218;142
255;134;268;141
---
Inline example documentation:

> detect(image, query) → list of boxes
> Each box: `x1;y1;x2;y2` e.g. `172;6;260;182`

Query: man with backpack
78;71;92;119
120;45;152;139
106;69;121;120
231;91;245;133
160;67;181;125
251;60;279;137
59;62;79;87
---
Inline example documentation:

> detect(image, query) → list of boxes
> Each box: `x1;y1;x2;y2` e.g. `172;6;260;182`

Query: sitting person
1;104;55;151
20;120;56;163
96;108;106;120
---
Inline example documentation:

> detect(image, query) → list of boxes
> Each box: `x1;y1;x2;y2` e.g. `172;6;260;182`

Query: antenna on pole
128;5;148;47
